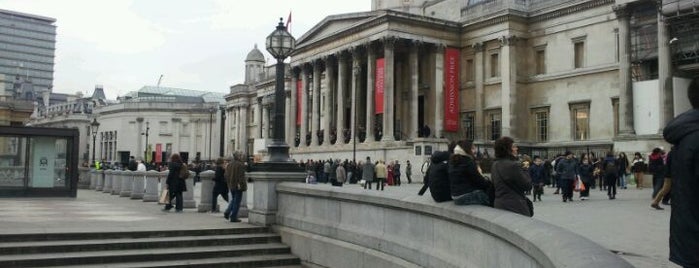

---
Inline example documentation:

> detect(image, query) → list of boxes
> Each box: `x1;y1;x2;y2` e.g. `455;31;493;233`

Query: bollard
143;170;160;202
78;167;91;189
111;170;121;195
89;169;98;190
103;170;113;193
120;170;133;197
183;171;196;208
95;169;104;191
159;171;168;201
131;170;146;199
239;184;249;218
197;170;215;212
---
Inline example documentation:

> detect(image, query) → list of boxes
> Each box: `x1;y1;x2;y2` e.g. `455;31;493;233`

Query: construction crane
156;74;163;87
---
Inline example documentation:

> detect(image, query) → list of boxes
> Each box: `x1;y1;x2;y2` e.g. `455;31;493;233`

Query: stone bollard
183;171;196;208
78;167;91;189
197;170;215;212
120;170;133;197
239;184;249;218
103;170;114;193
131;170;146;199
89;169;98;190
159;171;168;199
95;169;104;191
111;170;122;195
143;170;160;202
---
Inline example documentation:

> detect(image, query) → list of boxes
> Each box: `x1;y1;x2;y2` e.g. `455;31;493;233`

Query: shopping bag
359;179;366;187
579;179;586;192
574;177;581;192
158;189;170;204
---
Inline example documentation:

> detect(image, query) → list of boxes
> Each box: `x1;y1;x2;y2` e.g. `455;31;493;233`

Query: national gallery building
225;0;697;164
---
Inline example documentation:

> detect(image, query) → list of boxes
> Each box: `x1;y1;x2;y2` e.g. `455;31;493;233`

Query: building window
536;48;546;75
465;59;474;82
574;41;585;69
462;112;475;140
490;53;499;78
570;103;590;141
532;108;549;142
612;98;619;136
487;110;501;141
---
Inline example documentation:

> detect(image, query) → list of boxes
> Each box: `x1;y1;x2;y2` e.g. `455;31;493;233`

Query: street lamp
263;17;296;164
141;122;149;163
90;118;100;166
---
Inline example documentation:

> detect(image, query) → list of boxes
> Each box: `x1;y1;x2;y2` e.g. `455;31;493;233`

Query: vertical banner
31;137;56;188
155;143;162;163
444;47;460;132
296;80;302;126
375;58;385;114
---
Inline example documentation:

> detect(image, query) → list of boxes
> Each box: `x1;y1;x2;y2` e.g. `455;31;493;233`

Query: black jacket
427;151;452;202
448;154;489;197
166;162;187;193
663;108;699;268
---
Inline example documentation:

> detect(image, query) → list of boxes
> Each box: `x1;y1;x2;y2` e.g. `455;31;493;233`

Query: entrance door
418;95;425;134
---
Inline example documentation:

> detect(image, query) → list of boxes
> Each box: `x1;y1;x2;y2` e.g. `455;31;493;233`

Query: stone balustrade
273;183;633;268
197;170;215;212
110;170;121;195
131;171;145;199
94;170;104;191
143;171;160;202
103;170;113;194
78;167;90;189
120;171;132;197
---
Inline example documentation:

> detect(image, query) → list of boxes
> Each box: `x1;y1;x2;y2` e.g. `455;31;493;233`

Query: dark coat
166;162;187;193
213;166;228;192
556;158;578;180
427;151;452;202
663;108;699;268
448;154;489;197
578;163;594;183
528;164;545;185
491;157;532;217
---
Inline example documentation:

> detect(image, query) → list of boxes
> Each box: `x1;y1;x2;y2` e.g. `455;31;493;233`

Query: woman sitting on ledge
448;140;492;206
491;137;533;217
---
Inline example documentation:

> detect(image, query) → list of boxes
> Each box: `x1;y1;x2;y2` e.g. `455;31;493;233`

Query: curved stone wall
274;183;633;268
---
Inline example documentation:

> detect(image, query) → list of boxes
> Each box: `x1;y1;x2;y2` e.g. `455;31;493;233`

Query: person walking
617;152;630;189
529;156;545;202
662;77;699;268
490;137;532;217
555;151;578;202
223;152;247;222
375;160;387;191
393;160;402;186
602;152;619;200
648;148;666;198
162;154;187;213
335;162;346;187
405;160;412;184
631;152;646;189
578;157;594;200
651;151;672;210
211;157;229;213
362;157;375;190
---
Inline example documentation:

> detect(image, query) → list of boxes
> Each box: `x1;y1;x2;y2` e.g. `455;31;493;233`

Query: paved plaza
0;182;679;268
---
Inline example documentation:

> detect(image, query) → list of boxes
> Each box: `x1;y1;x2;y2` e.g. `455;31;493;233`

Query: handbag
158;189;170;205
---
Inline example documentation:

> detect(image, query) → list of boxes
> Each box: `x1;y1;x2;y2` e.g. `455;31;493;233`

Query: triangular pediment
296;11;380;47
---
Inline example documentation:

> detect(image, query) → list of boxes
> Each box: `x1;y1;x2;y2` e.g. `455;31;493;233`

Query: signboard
155;143;162;163
444;47;460;132
31;137;56;188
375;58;385;114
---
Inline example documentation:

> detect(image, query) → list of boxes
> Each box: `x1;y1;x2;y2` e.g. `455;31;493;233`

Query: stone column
197;170;215;212
289;71;298;147
473;43;485;141
658;10;674;131
143;170;160;202
256;98;263;138
111;170;121;195
285;88;292;146
130;170;145;199
409;42;420;140
183;171;196;208
300;66;309;147
189;119;197;156
500;35;518;138
136;117;144;161
311;60;321;146
615;5;635;136
365;46;376;143
239;105;248;154
350;49;361;144
247;171;306;226
433;44;445;139
172;118;181;153
337;53;348;144
120;170;133;197
323;57;334;146
102;169;113;193
262;103;269;139
382;38;396;142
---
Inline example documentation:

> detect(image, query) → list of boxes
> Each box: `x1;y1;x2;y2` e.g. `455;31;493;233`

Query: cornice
529;0;615;23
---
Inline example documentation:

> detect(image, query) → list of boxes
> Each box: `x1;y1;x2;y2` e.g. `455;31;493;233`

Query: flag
286;11;292;32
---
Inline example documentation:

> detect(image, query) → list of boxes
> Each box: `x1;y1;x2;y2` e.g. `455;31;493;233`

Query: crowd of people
298;158;413;188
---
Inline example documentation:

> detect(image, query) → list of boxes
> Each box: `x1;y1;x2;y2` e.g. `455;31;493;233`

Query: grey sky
0;0;369;100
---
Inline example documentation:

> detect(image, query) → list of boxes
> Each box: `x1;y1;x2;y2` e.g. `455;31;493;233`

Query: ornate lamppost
261;17;296;165
90;118;100;166
141;122;149;163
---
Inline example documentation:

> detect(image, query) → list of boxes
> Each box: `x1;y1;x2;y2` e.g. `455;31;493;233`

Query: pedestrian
128;156;137;171
602;152;619;200
136;158;146;172
335;162;346;187
362;157;375;190
405;160;412;184
648;148;666;199
162;153;187;213
555;151;578;202
662;77;699;268
631;152;646;189
448;140;491;206
617;152;630;189
211;157;229;213
578;157;593;200
323;160;332;184
651;151;672;210
375;160;387;191
393;160;401;186
529;156;545;202
223;151;247;222
490;136;532;217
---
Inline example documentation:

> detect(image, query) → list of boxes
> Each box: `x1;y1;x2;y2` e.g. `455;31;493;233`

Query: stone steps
0;227;300;267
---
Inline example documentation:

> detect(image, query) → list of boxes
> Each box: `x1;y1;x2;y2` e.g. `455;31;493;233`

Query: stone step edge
39;254;301;268
0;226;269;242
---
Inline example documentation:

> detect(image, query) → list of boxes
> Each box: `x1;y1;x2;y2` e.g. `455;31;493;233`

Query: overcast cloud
0;0;369;99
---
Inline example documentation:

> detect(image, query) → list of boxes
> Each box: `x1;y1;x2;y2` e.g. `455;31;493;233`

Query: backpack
605;160;618;176
428;160;452;202
179;164;190;179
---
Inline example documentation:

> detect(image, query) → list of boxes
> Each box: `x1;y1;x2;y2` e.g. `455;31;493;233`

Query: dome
245;44;265;62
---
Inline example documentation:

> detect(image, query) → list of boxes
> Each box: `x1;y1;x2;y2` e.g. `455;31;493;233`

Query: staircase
0;226;300;268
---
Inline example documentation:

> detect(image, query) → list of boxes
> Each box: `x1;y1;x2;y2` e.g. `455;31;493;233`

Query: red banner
444;47;460;132
296;80;302;126
155;143;162;163
375;58;385;114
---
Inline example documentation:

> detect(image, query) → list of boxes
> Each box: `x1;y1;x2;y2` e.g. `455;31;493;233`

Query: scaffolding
630;2;659;81
662;0;699;73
